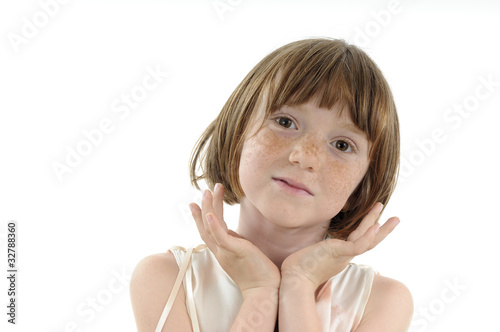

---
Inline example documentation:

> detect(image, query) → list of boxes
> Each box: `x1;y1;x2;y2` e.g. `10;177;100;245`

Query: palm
190;185;281;292
281;203;400;290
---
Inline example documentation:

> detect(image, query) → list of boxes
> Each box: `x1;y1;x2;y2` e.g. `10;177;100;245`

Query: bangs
268;47;353;114
259;39;393;145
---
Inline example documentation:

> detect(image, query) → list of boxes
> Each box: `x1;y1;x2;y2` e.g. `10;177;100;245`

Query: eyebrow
337;122;366;137
279;104;368;138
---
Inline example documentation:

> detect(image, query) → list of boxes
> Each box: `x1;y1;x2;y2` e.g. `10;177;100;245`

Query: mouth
272;177;313;196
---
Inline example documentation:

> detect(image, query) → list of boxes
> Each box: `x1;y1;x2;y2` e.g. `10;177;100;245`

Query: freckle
326;162;352;195
325;161;367;204
302;134;320;158
255;128;287;159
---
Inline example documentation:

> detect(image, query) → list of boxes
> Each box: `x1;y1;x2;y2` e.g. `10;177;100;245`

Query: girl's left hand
280;203;400;291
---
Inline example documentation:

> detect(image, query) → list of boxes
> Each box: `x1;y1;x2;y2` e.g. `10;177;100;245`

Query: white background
1;0;499;331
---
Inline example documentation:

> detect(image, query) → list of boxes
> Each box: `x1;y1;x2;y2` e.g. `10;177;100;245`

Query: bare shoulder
130;252;193;332
356;274;414;332
131;252;179;292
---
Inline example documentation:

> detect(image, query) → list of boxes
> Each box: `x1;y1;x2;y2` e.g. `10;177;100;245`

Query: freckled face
238;100;370;230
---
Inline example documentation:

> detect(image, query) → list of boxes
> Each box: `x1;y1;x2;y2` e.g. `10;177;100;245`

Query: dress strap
185;255;200;331
155;245;207;332
155;247;195;332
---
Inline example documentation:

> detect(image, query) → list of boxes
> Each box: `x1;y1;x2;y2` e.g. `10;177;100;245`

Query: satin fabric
164;244;374;332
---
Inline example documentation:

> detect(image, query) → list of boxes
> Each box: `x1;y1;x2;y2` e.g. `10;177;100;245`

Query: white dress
155;244;375;332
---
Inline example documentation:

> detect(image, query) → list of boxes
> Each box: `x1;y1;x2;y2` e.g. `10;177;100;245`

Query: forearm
230;287;279;332
278;277;322;332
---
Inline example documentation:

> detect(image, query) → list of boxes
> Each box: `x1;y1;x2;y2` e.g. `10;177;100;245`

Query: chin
261;206;314;229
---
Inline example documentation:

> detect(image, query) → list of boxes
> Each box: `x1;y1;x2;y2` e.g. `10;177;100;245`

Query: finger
206;212;242;253
368;216;400;250
348;222;380;256
202;187;229;234
325;222;379;259
201;189;216;225
347;202;384;242
213;184;228;232
228;229;244;239
190;203;217;249
201;188;219;240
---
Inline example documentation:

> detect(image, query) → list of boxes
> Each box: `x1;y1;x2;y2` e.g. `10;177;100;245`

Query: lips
272;177;313;196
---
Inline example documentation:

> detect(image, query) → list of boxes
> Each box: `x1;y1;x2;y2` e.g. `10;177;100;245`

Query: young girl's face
238;98;371;231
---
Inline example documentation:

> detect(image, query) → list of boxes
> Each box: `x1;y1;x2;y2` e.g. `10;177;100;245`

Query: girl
131;38;413;331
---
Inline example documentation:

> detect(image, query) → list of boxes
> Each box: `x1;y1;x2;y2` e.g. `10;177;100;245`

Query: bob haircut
190;38;400;240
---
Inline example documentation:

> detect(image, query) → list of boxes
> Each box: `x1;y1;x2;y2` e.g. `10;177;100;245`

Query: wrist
241;286;279;301
280;269;319;293
278;275;323;332
231;286;279;332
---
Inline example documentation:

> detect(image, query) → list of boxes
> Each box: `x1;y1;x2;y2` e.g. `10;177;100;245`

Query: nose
288;134;322;170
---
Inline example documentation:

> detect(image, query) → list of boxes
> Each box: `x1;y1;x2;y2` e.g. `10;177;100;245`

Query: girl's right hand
190;183;281;297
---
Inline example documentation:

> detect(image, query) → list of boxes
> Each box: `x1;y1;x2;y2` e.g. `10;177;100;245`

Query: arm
132;184;280;332
278;273;413;332
130;252;278;332
278;275;323;332
278;202;401;331
230;287;279;332
191;184;281;331
130;252;193;332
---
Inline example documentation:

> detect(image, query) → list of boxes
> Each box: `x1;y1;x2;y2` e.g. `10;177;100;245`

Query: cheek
240;128;288;168
322;160;367;202
239;128;291;198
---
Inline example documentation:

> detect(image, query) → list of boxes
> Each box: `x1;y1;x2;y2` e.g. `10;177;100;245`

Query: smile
272;177;313;196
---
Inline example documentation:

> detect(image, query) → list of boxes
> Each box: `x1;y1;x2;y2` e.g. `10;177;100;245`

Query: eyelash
274;116;296;129
272;116;357;153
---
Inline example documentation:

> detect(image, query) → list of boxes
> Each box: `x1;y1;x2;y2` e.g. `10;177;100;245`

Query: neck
236;198;329;270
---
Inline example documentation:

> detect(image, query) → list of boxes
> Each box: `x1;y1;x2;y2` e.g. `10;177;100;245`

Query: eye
333;140;353;152
275;117;297;129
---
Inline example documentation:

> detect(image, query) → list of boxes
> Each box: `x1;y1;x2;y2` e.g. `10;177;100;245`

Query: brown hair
190;38;400;240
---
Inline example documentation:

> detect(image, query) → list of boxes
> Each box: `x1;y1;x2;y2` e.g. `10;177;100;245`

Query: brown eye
334;140;351;152
276;117;295;129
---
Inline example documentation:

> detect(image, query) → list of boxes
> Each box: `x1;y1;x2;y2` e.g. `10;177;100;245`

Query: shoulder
356;273;413;332
131;252;179;294
130;251;192;332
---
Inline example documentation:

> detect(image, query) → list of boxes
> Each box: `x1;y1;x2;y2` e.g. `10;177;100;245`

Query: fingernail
203;189;209;199
214;183;220;191
376;203;384;213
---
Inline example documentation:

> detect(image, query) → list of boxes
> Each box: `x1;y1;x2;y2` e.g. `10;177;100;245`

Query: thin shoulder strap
155;247;196;332
184;258;200;330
